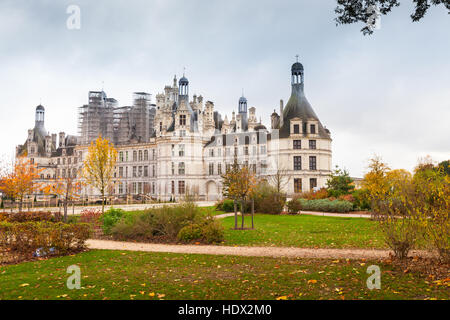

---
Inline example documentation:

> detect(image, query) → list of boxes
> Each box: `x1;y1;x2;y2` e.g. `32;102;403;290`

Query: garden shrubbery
106;203;224;244
253;184;286;215
0;220;90;256
287;198;354;213
0;211;62;223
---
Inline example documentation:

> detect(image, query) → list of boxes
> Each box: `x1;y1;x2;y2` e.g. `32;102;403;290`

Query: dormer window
310;124;316;134
293;124;300;134
179;115;186;126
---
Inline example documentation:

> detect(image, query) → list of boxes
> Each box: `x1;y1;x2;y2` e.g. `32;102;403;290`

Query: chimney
59;132;66;148
280;99;284;127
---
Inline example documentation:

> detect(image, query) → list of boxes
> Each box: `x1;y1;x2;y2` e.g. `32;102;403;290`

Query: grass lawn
221;214;386;249
1;250;447;300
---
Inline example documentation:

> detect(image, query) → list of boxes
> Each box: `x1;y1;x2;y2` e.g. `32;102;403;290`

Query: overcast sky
0;0;449;177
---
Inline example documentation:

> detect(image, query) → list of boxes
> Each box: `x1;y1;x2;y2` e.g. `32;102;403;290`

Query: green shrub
221;199;236;212
101;208;127;235
177;219;224;244
253;183;286;214
286;195;303;214
296;199;354;213
177;224;203;242
352;189;371;210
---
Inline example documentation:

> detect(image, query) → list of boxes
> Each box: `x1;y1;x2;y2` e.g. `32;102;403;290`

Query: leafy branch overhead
335;0;450;35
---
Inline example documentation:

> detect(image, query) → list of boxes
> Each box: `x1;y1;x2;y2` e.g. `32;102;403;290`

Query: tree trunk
234;200;238;229
63;200;68;223
251;198;254;230
241;199;245;229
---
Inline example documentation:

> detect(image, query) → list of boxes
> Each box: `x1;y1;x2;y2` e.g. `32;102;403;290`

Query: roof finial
242;88;244;97
183;66;186;77
295;54;299;63
101;81;104;92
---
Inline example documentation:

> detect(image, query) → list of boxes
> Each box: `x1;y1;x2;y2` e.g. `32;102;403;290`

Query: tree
83;136;118;213
221;160;258;230
413;160;450;263
335;0;450;35
0;158;43;212
326;166;355;197
43;156;82;222
269;166;290;195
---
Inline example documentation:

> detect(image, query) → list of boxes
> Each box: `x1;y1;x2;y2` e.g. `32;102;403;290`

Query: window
144;150;149;161
119;167;123;178
133;166;137;177
180;130;186;137
309;140;316;150
209;163;214;175
244;146;249;155
179;145;185;157
294;156;302;170
179;162;185;175
309;156;317;171
144;166;148;177
209;149;214;157
171;162;175;175
152;149;156;160
119;183;123;194
293;124;300;134
119;152;124;162
218;148;222;157
152;182;155;194
261;160;267;174
152;165;155;177
179;114;186;126
133;151;137;162
139;150;143;161
126;151;129;162
293;140;301;149
260;145;266;155
294;179;302;193
310;178;317;190
126;167;128;178
218;163;222;175
178;181;185;195
310;124;316;134
171;181;175;194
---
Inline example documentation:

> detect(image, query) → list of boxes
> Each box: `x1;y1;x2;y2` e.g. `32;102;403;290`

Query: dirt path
86;239;432;260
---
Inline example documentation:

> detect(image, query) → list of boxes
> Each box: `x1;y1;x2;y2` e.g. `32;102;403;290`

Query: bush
0;221;90;255
219;199;236;212
177;224;203;242
110;203;225;244
287;198;354;213
0;211;62;223
80;209;103;228
253;184;286;214
352;189;371;210
286;195;303;214
177;219;225;244
101;208;126;235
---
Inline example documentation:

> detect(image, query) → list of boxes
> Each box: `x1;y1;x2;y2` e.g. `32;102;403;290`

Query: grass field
221;214;386;249
1;250;447;300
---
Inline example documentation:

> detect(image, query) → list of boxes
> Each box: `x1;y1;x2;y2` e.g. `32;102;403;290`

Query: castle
16;61;332;201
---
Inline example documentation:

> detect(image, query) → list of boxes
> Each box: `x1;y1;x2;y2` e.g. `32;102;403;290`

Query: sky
0;0;449;177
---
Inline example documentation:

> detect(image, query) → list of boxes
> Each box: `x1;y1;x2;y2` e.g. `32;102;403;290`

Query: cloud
0;0;448;176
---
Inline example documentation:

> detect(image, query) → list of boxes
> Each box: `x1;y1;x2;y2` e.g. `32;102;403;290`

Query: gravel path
86;239;432;260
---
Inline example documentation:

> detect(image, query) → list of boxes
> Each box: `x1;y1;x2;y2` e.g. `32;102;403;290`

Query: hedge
0;221;91;255
287;198;354;213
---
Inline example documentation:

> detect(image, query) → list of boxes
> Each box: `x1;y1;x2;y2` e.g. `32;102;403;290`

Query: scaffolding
78;91;156;146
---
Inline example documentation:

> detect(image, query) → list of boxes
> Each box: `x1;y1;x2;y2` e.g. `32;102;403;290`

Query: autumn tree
83;136;117;213
413;159;450;263
43;156;82;222
0;158;42;212
335;0;450;35
221;160;258;230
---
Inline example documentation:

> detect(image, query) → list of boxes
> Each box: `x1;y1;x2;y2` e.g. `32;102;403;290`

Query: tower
238;95;248;131
291;55;304;88
179;75;189;99
35;105;45;130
